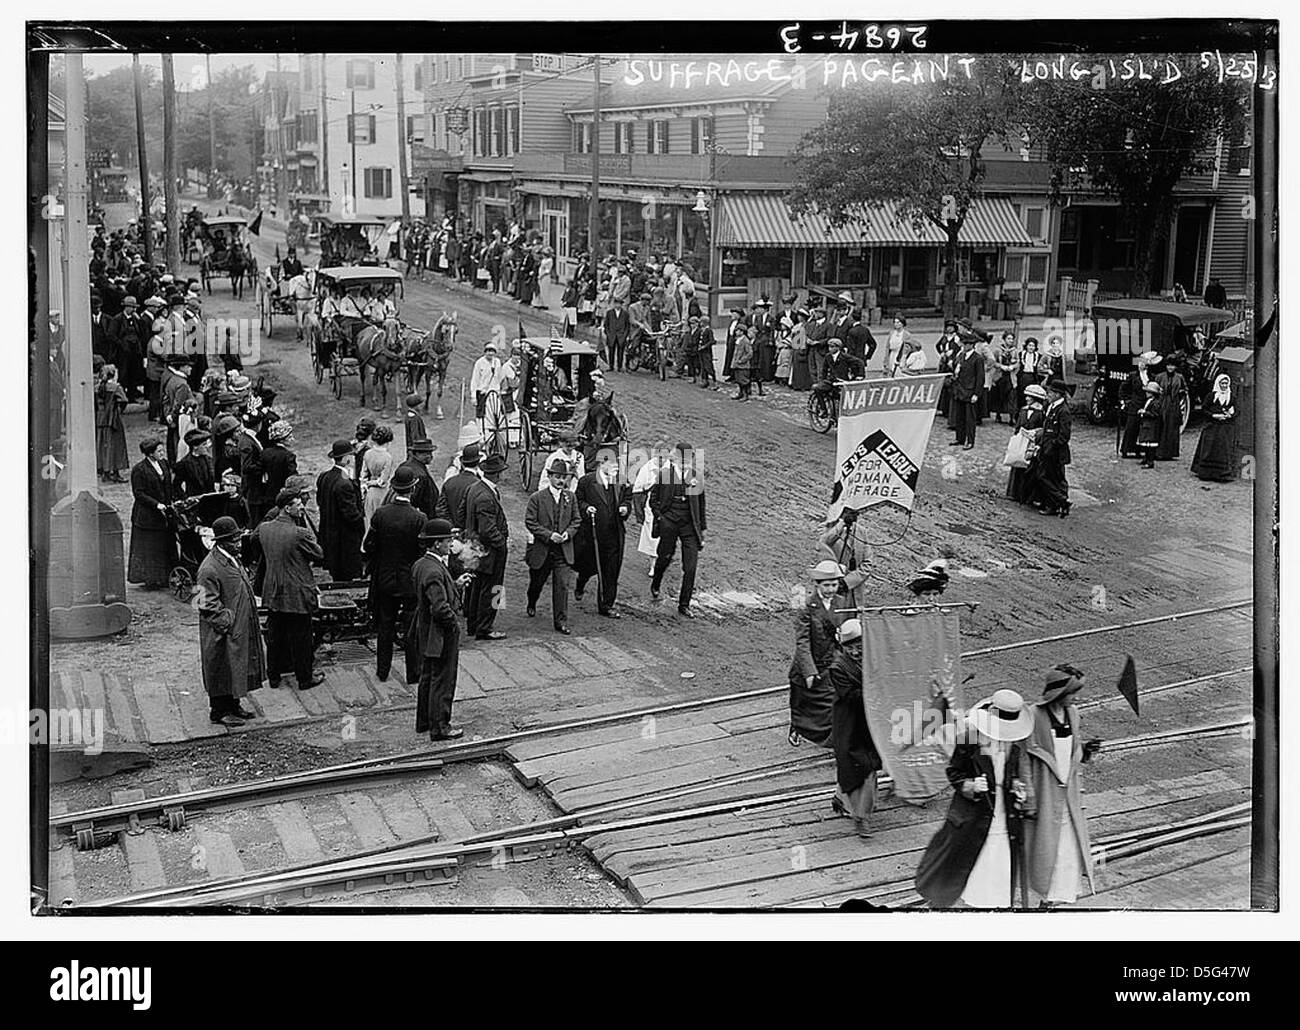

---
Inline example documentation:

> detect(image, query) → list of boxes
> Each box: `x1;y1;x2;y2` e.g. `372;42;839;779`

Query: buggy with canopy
318;214;389;267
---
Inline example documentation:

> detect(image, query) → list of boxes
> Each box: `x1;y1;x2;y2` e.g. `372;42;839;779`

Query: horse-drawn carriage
318;214;389;268
310;265;442;411
286;192;330;253
513;336;628;490
257;263;313;339
196;215;257;297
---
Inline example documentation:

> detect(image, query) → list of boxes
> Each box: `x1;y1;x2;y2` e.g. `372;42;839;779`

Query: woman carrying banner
819;508;871;610
787;560;848;747
915;689;1034;908
1024;665;1100;907
828;619;882;839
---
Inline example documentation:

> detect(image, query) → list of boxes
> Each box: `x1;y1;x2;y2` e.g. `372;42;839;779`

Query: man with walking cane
574;453;632;618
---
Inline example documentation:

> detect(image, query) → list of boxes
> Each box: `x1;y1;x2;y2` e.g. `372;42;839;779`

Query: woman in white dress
360;424;394;529
915;689;1034;909
1025;665;1100;907
534;248;556;309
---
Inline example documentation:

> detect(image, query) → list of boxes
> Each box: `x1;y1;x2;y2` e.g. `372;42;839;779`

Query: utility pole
133;54;153;266
273;52;286;213
162;54;181;270
49;52;132;640
395;53;411;223
319;54;330;199
349;88;358;215
206;54;217;187
588;53;601;261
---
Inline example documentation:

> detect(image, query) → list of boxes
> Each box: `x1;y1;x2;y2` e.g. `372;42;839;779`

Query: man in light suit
524;461;583;634
410;518;469;741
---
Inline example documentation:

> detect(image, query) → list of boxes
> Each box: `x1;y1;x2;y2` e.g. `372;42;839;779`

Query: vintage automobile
1083;299;1234;431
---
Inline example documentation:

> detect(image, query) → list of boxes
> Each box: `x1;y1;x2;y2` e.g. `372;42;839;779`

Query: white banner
827;374;946;518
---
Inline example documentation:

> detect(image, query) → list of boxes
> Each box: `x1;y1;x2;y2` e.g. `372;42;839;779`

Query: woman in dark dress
936;327;960;427
1016;338;1041;410
1006;384;1047;504
127;435;176;587
1191;373;1238;481
828;619;882;839
788;309;812;391
787;561;847;747
1156;355;1188;461
989;332;1018;423
95;364;129;482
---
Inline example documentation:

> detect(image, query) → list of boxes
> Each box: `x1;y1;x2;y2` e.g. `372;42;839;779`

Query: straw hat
966;689;1034;742
836;618;862;644
809;559;846;582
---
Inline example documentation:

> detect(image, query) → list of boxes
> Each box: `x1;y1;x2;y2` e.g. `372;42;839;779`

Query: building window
1023;205;1046;242
457;56;466;80
346;59;375;90
613;122;634;155
363;167;392;199
691;116;714;154
490;107;504;157
721;247;790;287
648;120;669;155
507;105;520;156
574;122;592;154
406;115;426;144
297;111;318;144
443;57;451;81
429;56;438;84
302;62;314;92
347;114;377;145
413;62;423;92
299;165;318;192
283;123;298;151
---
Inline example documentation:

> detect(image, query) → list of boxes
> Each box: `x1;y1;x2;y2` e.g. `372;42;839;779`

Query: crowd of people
398;216;559;310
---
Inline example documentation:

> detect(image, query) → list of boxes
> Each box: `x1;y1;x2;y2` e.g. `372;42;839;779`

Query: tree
790;58;1022;317
1023;58;1247;297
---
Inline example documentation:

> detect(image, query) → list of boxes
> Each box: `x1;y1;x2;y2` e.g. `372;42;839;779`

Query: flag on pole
1117;655;1140;715
827;374;947;520
248;210;263;236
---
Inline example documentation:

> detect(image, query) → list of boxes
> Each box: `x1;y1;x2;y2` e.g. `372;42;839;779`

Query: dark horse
578;390;628;468
404;312;457;419
202;244;256;299
355;321;405;412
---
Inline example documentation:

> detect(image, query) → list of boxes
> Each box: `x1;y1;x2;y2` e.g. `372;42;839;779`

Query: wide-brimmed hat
1143;381;1163;395
480;453;507;474
390;466;418;492
275;487;301;507
267;420;293;443
419;518;455;543
405;393;425;408
327;439;354;460
460;442;482;468
1138;350;1161;366
809;559;846;582
183;429;211;447
1040;664;1086;707
214;414;240;435
837;618;862;644
966;689;1034;742
143;295;165;308
1024;384;1048;401
1047;379;1076;396
211;516;242;543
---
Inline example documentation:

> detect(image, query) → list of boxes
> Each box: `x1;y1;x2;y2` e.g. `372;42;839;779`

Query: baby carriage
168;492;251;600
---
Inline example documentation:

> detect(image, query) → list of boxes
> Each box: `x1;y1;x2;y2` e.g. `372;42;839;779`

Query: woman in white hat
828;618;882;838
1136;379;1163;469
915;688;1034;908
1006;382;1048;505
787;560;849;747
1120;351;1162;458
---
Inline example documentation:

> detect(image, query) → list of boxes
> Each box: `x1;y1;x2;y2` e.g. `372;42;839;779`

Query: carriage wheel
310;332;322;384
259;289;272;337
482;391;509;462
517;410;534;489
169;567;195;601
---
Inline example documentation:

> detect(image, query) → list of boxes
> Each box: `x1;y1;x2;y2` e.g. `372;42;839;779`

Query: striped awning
717;193;1033;249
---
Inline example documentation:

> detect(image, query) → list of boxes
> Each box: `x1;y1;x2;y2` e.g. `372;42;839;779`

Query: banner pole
838;602;978;615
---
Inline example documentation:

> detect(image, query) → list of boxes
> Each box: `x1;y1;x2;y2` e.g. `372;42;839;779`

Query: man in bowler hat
463;452;511;640
316;438;365;581
364;466;427;683
411;518;470;741
525;460;583;633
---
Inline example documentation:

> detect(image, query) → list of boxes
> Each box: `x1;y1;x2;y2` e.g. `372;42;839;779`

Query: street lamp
693;190;709;213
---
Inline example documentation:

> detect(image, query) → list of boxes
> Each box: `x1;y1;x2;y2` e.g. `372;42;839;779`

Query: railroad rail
52;601;1252;850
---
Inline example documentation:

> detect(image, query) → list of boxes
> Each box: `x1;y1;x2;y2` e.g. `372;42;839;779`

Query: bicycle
808;382;839;434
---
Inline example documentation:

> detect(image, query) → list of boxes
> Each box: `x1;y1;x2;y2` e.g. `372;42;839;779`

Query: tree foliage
1022;58;1247;295
790;57;1023;314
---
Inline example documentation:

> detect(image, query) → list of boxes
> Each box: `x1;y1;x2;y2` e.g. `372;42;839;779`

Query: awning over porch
716;193;1034;248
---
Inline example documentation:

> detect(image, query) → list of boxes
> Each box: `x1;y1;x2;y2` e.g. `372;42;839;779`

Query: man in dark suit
236;413;271;525
950;336;986;449
173;429;215;499
437;442;480;528
389;437;439;519
649;442;707;618
107;294;146;401
463;453;510;640
255;489;326;690
403;393;429;452
603;297;631;372
1036;380;1074;517
90;292;110;361
524;461;582;633
316;439;365;581
573;453;631;617
260;420;299;506
363;467;427;683
787;560;849;747
411;518;468;741
846;311;878;367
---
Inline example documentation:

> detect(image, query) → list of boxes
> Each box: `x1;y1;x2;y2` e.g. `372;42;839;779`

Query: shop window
646;204;678;260
680;208;709;282
721;247;791;288
619;200;646;253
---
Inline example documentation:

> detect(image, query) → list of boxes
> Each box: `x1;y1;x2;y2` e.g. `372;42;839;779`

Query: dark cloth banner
861;607;966;804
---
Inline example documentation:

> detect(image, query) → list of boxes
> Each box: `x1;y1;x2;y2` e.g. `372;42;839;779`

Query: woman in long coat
1024;665;1098;906
788;310;812;390
95;364;129;482
787;561;848;747
360;424;394;529
1191;373;1238;481
1006;384;1047;504
828;619;882;839
1156;355;1188;460
915;690;1033;908
1137;381;1163;469
127;435;176;587
195;516;266;726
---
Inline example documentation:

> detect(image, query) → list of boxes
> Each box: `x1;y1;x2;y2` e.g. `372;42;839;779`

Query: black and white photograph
13;6;1289;952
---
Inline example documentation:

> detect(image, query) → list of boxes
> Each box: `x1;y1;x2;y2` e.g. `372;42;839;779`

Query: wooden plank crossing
504;682;1251;909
